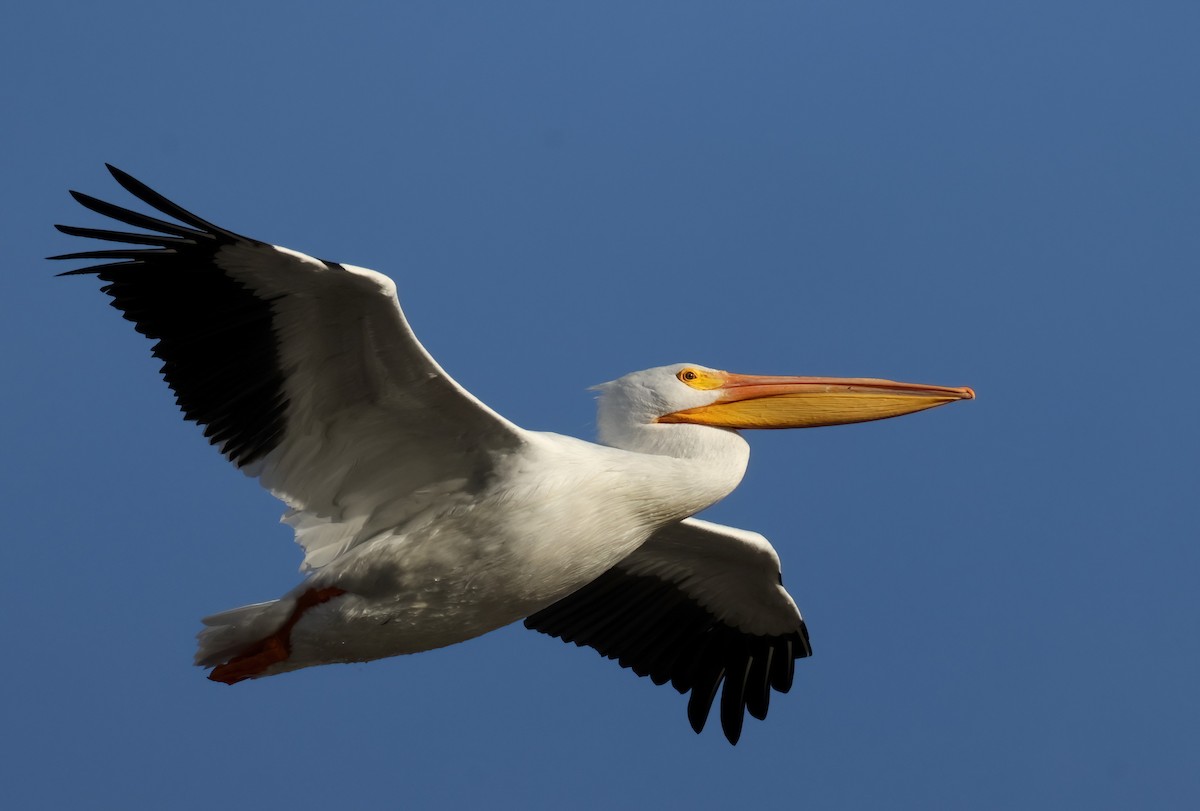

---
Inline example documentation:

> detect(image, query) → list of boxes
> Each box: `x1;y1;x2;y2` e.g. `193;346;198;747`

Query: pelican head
596;363;973;455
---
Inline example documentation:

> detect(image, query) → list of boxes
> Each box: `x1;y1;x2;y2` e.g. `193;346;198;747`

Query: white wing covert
525;517;811;744
53;166;526;570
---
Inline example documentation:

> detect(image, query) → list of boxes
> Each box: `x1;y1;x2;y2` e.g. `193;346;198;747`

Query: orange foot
209;586;347;685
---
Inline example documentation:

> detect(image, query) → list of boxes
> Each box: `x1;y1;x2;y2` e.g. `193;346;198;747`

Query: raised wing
53;165;527;570
524;517;811;745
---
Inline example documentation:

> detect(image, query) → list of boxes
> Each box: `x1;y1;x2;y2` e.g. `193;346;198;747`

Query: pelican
53;166;973;744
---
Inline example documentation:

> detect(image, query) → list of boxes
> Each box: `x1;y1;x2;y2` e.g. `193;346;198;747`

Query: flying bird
53;166;973;744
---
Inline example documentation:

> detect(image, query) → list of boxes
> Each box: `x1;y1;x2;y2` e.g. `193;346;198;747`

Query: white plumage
54;166;972;744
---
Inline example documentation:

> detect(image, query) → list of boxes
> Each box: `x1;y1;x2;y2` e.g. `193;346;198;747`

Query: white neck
597;420;751;523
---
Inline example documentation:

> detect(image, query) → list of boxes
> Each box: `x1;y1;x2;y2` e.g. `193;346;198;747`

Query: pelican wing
53;165;526;570
524;517;811;744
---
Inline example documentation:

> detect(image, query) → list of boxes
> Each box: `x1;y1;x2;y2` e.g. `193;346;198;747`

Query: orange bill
659;370;974;429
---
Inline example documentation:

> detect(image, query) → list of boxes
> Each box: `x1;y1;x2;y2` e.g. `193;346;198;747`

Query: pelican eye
677;368;725;390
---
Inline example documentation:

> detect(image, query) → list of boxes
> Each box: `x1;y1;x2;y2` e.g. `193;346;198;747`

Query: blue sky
3;2;1197;808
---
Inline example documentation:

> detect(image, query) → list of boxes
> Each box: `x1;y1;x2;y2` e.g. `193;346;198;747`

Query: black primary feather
525;566;811;745
51;166;290;467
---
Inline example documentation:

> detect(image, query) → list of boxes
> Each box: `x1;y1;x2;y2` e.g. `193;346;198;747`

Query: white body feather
200;428;750;672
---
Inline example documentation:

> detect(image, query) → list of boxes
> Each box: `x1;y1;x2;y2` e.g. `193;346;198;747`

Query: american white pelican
54;166;973;744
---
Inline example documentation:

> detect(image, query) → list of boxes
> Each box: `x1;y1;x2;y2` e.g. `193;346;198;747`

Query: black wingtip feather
48;248;174;262
687;659;725;735
771;639;796;693
525;562;811;745
54;261;141;277
54;222;193;247
745;646;772;721
68;189;206;239
720;654;752;745
55;168;289;469
105;164;236;238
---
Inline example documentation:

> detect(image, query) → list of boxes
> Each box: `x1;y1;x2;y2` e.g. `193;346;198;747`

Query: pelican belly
274;432;710;673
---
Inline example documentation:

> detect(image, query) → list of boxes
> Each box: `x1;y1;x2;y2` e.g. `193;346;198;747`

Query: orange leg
208;586;346;685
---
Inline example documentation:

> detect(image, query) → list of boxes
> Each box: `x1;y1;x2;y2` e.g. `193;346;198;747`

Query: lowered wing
525;517;811;744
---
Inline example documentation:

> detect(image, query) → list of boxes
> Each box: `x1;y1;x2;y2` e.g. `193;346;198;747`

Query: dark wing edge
50;165;287;468
525;519;811;745
53;166;531;572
